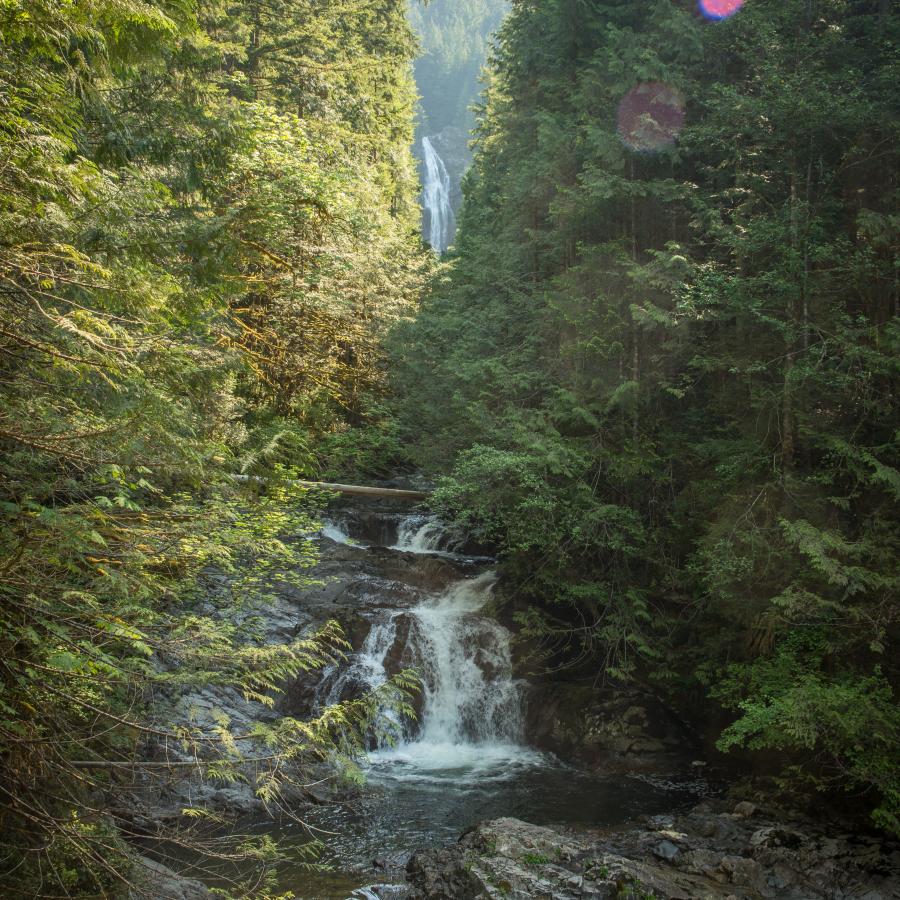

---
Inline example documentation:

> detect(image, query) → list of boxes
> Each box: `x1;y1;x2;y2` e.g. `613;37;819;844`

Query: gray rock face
407;817;707;900
129;856;211;899
525;683;696;772
653;839;682;861
407;808;900;900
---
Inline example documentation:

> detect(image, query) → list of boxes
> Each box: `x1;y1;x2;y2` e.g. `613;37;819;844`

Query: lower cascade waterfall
295;509;706;896
421;136;455;254
319;515;531;773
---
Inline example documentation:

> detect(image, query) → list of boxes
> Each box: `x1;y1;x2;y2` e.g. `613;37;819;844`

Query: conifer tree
394;0;899;831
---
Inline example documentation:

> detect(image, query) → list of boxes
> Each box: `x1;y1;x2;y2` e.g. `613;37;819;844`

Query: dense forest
0;0;426;894
408;0;508;136
393;0;899;836
1;0;898;896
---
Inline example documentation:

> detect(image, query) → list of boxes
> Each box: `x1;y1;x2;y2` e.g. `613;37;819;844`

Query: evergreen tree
0;0;426;892
394;0;899;831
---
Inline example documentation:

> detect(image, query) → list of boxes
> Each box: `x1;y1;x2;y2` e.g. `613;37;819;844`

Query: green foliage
394;0;900;831
409;0;509;135
714;640;900;835
314;412;412;481
0;0;428;893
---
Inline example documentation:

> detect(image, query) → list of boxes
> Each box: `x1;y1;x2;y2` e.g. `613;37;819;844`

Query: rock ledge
406;804;900;899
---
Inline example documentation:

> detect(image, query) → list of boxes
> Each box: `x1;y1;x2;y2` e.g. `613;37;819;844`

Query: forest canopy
408;0;508;135
392;0;900;834
0;0;427;893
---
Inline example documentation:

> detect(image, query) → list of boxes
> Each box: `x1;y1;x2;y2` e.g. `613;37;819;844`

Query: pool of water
271;742;709;899
183;515;709;899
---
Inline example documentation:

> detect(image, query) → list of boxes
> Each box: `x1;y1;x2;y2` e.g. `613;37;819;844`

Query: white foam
320;522;354;544
319;525;535;788
390;515;447;553
368;740;546;782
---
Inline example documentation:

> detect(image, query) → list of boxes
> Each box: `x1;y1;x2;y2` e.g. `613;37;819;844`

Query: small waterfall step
319;511;493;561
390;514;492;560
317;514;529;773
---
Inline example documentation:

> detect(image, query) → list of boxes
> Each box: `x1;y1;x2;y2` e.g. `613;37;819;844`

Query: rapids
274;510;706;898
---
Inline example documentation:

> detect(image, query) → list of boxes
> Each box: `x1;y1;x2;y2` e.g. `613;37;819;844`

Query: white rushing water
392;515;445;553
390;514;466;556
320;521;353;544
401;571;521;746
421;136;455;254
321;516;538;777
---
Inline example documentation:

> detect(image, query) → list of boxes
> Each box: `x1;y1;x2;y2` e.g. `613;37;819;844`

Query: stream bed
263;510;708;899
276;758;705;898
142;501;900;900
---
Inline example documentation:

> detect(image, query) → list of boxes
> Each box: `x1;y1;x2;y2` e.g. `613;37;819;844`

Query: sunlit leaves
0;0;427;891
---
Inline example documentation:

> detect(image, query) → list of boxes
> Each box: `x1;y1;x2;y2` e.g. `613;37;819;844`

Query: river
268;508;707;898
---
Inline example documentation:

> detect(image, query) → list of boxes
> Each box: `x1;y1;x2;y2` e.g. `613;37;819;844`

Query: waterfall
406;571;522;747
421;136;455;254
320;521;353;544
391;514;465;555
293;510;704;896
319;516;530;770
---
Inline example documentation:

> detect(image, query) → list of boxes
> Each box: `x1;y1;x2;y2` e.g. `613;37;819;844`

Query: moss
521;852;551;866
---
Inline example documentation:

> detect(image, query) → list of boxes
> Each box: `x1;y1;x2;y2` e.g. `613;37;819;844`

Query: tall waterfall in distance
421;136;455;254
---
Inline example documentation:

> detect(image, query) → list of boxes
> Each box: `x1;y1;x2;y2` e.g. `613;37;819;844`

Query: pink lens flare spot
699;0;744;20
617;82;686;153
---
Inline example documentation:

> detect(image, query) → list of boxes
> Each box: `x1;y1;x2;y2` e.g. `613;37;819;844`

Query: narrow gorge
146;495;896;900
1;0;896;897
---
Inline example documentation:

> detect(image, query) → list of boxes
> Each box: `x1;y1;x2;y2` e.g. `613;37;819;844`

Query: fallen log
294;480;430;501
228;474;429;501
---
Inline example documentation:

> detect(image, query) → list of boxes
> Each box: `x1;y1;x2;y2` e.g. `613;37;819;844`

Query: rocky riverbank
406;803;900;900
114;498;899;900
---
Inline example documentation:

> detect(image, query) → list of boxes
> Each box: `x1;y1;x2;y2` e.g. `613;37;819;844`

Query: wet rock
350;886;411;899
409;818;732;899
525;683;696;772
682;847;726;879
748;826;805;850
330;507;406;546
719;854;765;891
374;850;413;871
653;840;681;861
129;856;211;899
408;810;900;900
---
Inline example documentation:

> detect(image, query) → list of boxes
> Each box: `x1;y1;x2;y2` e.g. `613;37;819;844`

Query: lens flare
617;82;685;153
699;0;744;20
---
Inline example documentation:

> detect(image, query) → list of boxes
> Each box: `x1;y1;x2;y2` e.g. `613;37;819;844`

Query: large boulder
407;817;728;899
129;856;211;900
525;683;696;772
406;808;900;900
